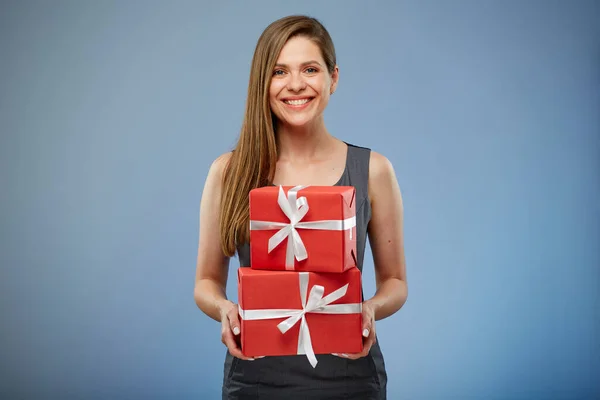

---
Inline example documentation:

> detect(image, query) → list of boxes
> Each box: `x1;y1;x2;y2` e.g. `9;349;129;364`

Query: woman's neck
275;119;336;162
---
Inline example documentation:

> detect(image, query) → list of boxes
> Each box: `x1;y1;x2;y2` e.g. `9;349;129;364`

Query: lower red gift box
237;267;363;368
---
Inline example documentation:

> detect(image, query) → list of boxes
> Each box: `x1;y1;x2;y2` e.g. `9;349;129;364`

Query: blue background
1;0;598;398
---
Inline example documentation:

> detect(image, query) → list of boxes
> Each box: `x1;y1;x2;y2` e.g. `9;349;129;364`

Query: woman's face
269;36;338;129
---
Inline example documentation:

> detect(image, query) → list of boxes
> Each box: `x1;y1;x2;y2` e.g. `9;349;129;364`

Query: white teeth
284;98;311;105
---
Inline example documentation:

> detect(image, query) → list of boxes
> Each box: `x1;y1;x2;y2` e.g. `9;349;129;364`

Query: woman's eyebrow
274;60;323;68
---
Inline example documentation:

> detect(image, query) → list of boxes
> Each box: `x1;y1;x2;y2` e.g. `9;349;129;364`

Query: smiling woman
194;15;407;400
269;37;338;129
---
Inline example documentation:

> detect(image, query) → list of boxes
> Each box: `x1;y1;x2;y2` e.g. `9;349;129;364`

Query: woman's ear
330;65;339;95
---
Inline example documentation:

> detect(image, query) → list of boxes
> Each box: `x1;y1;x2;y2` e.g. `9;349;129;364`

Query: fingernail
233;327;240;335
331;353;339;356
363;329;370;337
341;353;349;358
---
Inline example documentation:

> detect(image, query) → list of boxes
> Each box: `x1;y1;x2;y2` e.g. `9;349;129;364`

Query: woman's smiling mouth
282;97;314;108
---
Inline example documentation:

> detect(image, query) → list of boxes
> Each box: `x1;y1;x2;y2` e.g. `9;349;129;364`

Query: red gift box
249;185;357;273
237;267;363;367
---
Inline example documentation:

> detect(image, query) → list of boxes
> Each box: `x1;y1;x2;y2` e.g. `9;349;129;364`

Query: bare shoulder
204;152;233;189
368;150;399;202
210;151;233;176
369;150;395;178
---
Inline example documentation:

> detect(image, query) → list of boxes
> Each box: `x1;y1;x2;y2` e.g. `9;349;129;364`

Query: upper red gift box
237;266;363;367
249;185;357;273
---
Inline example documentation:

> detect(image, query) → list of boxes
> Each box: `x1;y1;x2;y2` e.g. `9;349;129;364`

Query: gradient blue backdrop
1;1;598;399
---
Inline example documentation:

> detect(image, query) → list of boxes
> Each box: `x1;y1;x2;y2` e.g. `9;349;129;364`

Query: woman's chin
278;116;316;129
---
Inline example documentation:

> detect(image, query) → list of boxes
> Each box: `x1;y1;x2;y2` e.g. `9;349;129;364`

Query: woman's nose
287;73;306;92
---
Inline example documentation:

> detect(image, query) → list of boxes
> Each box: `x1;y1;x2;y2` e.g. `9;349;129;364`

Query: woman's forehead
276;37;323;64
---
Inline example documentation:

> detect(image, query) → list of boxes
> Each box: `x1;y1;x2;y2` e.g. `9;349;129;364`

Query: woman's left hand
332;300;376;359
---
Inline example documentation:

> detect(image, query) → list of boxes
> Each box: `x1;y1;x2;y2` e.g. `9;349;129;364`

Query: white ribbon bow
250;185;356;269
238;272;362;368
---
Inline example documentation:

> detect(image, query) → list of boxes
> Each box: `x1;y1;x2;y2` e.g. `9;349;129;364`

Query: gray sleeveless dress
222;143;388;399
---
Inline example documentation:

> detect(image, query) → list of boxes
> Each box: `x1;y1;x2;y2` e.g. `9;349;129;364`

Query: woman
195;15;407;399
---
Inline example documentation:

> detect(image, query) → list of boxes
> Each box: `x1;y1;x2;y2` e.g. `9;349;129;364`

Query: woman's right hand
220;300;255;361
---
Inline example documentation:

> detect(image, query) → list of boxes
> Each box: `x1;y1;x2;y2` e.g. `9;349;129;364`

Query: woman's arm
194;153;232;321
339;151;408;360
193;152;253;360
365;150;408;320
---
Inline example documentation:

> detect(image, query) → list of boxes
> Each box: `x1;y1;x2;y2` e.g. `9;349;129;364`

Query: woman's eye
305;67;317;73
273;70;285;76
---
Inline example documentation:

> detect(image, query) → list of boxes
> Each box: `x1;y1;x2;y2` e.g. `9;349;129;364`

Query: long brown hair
219;15;337;257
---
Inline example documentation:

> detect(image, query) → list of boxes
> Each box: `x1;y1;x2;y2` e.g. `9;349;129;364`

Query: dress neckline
270;142;349;187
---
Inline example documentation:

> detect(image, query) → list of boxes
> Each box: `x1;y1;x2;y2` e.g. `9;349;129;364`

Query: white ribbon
238;272;362;368
250;185;356;270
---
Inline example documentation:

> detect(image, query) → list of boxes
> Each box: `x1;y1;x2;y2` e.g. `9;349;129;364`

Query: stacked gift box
237;185;363;367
